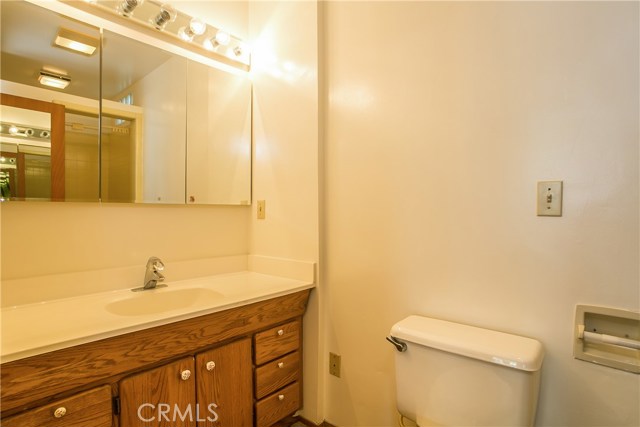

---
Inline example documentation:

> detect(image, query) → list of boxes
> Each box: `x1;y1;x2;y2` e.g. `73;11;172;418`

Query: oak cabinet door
119;357;196;427
196;338;253;427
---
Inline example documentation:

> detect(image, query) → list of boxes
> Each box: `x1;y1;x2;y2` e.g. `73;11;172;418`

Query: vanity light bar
68;0;250;69
0;122;51;140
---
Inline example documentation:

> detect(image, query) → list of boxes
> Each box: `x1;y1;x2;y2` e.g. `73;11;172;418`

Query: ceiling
1;1;172;100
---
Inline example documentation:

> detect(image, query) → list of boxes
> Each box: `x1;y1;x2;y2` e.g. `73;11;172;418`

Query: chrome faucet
137;256;166;291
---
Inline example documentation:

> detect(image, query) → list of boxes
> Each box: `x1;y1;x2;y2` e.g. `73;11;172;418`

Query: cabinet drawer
2;385;112;427
254;382;301;427
254;320;300;365
255;351;301;400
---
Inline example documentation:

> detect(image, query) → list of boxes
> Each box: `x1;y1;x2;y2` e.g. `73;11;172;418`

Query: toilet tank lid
390;315;544;372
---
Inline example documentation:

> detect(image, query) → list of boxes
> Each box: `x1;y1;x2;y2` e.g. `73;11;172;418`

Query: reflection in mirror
187;62;251;205
1;103;53;199
0;0;100;202
0;94;65;201
101;29;187;204
64;111;100;200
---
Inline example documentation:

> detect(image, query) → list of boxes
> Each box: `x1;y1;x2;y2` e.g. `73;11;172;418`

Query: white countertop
1;271;314;363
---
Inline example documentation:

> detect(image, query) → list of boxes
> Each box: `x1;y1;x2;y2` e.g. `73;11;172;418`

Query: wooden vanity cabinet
119;357;196;427
0;290;310;427
196;338;253;426
2;385;112;427
118;339;253;427
253;320;303;427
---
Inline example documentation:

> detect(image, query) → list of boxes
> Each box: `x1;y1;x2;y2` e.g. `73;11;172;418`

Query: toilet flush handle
386;336;407;352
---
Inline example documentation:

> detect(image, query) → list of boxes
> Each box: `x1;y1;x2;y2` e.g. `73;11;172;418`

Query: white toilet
388;315;544;426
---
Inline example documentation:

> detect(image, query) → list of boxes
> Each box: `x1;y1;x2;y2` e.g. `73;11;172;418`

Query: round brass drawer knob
206;361;216;371
181;369;192;380
53;407;67;418
278;394;285;401
277;329;284;336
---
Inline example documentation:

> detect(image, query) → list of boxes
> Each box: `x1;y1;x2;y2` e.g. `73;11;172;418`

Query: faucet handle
152;259;165;271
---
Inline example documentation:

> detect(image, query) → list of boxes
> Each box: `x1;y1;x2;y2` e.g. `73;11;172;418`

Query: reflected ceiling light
38;70;71;89
151;3;177;30
204;30;230;51
178;17;206;42
54;27;99;56
117;0;145;18
7;125;34;137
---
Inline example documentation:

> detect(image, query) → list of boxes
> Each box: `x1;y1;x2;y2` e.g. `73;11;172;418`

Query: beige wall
322;2;639;426
249;1;322;421
1;202;249;279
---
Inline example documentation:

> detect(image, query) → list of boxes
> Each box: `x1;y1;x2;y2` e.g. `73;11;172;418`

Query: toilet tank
390;315;544;427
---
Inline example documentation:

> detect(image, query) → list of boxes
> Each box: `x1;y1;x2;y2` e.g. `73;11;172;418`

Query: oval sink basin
106;287;223;316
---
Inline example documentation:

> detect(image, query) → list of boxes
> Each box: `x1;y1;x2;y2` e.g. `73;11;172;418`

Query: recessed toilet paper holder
574;304;640;374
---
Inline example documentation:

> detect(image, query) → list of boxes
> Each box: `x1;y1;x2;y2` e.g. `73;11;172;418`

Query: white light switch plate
257;200;266;219
537;181;563;216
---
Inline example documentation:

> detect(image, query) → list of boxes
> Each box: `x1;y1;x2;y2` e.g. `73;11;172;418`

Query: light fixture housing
67;1;251;68
38;70;71;89
54;27;99;55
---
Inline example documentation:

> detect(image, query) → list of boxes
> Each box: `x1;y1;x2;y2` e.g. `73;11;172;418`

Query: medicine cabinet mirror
0;0;252;205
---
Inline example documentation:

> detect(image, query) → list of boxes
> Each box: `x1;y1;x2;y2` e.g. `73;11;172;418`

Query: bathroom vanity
0;273;312;427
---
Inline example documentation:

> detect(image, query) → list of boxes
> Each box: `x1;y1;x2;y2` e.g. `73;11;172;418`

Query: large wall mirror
0;0;252;205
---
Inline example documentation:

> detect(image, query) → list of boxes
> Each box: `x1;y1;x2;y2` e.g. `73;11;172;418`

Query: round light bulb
178;26;193;42
179;17;206;42
203;38;215;51
189;18;206;36
203;31;231;51
214;31;230;46
117;0;144;17
152;4;177;30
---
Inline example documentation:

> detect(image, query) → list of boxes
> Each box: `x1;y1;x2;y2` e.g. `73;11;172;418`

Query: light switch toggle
537;181;563;217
